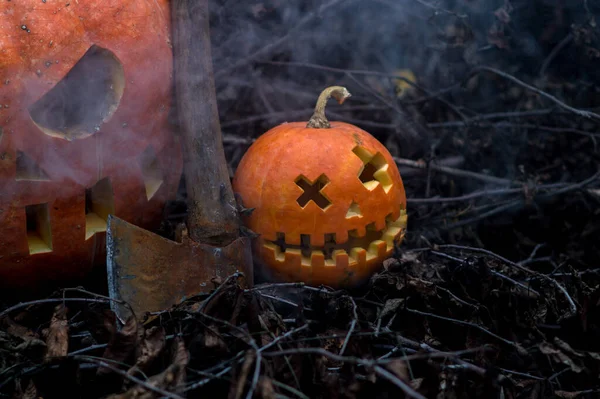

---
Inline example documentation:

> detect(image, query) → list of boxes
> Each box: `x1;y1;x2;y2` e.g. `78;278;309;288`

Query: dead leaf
494;4;512;24
230;350;256;399
411;377;424;390
587;188;600;199
257;376;276;399
554;337;585;358
106;338;189;399
257;315;274;347
4;318;39;342
487;25;510;49
250;3;267;18
85;308;117;344
587;351;600;360
554;391;591;398
3;318;46;351
44;304;68;360
539;342;583;373
98;315;139;376
128;326;166;375
229;288;247;326
407;276;436;295
321;328;346;356
170;337;189;391
12;379;38;399
386;359;409;381
190;282;231;315
103;310;118;336
204;324;228;352
393;69;417;99
377;298;404;322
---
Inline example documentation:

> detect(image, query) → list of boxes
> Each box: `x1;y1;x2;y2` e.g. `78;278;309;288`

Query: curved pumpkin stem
306;86;351;128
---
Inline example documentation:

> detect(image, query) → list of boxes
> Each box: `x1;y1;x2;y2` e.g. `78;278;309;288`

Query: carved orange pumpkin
0;0;182;292
233;86;407;288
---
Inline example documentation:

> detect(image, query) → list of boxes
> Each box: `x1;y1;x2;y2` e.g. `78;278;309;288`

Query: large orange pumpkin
233;86;407;288
0;0;182;292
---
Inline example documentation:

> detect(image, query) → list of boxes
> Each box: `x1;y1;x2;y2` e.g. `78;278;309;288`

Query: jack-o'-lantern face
233;89;407;288
0;0;182;293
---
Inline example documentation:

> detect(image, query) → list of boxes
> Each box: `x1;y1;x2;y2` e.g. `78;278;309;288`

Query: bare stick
215;0;355;79
244;323;309;398
61;287;136;320
427;109;557;128
539;33;574;77
438;244;577;316
438;200;522;230
394;157;514;186
339;296;359;356
246;353;261;399
0;298;109;320
408;181;577;204
430;241;538;294
435;286;480;309
261;346;490;364
73;355;185;399
373;365;427;399
409;187;526;204
497;367;545;381
262;60;466;120
405;308;525;352
493;122;600;139
197;272;242;312
258;325;309;353
472;66;600;120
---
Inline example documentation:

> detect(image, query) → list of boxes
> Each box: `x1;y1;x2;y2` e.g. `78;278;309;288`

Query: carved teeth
367;240;387;260
333;250;349;268
263;209;407;269
349;247;367;264
309;251;325;268
383;227;401;249
285;248;302;268
264;242;284;262
374;216;387;232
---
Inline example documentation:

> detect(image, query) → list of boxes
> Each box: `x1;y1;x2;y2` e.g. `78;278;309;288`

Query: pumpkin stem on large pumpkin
307;86;351;128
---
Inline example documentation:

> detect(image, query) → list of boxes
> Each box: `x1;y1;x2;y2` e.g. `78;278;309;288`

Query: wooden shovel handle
171;0;240;246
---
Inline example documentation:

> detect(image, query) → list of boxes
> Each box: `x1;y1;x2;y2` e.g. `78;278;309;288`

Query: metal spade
106;0;253;322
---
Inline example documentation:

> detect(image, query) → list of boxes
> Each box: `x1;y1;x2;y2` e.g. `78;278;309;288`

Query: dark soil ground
2;1;600;398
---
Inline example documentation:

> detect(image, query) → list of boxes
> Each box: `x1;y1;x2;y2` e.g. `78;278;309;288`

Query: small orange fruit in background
232;86;408;288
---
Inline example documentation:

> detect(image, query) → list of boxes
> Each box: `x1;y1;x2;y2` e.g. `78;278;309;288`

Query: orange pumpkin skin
233;120;407;288
0;0;182;292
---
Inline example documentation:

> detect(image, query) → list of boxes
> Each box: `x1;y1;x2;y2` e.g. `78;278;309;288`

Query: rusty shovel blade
106;215;253;322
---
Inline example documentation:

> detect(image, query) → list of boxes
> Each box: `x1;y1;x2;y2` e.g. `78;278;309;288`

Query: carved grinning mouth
262;209;407;269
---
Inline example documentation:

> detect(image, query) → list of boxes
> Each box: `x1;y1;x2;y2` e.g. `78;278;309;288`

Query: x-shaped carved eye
295;174;331;210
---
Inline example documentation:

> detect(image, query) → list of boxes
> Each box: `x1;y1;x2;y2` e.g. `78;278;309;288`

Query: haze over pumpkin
0;0;182;292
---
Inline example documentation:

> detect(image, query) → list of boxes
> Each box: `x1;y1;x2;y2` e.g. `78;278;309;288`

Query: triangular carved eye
28;45;125;141
140;146;164;201
15;151;50;181
345;201;362;219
